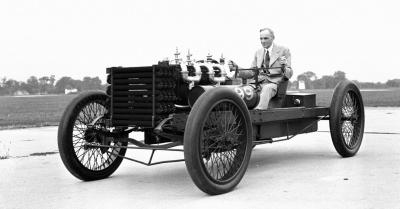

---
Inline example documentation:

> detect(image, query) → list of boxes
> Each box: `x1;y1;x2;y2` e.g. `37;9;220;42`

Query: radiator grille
108;65;179;128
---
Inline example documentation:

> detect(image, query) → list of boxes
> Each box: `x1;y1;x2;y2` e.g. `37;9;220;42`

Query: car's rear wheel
329;80;365;157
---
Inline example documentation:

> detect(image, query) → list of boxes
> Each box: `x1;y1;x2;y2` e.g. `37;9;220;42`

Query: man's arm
228;59;255;79
236;51;257;78
251;50;257;68
282;48;293;79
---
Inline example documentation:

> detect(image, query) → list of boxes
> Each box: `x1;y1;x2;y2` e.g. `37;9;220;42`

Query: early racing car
58;54;365;195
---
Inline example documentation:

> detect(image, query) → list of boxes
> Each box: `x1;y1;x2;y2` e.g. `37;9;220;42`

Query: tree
288;80;298;90
0;77;6;87
0;77;7;95
4;79;21;95
25;76;40;94
80;76;103;91
312;78;325;89
318;75;336;89
39;76;50;94
47;75;56;93
386;79;400;87
49;75;56;86
304;71;317;81
333;71;346;83
55;77;75;94
297;71;317;89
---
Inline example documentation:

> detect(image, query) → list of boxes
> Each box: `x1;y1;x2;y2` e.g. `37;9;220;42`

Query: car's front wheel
58;91;128;180
184;87;253;195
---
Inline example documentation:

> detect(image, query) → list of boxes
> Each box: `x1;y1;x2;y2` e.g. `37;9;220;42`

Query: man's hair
259;27;275;38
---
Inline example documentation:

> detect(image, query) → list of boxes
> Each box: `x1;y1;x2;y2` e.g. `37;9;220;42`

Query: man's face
260;31;274;49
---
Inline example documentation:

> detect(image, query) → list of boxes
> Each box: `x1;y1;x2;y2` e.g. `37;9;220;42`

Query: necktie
264;50;270;68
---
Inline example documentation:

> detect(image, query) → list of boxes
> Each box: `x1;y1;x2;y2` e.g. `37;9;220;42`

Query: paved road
1;107;399;209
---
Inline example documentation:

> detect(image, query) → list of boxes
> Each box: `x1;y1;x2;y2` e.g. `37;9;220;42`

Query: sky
1;0;400;83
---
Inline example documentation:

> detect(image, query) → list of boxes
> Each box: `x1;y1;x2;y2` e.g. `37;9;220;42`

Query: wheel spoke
69;100;124;171
200;101;247;182
340;91;362;149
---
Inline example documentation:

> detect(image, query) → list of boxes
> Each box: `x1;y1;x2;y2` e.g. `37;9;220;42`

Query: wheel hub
83;116;111;153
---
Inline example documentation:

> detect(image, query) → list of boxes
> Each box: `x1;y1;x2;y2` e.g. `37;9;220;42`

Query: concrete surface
0;107;399;209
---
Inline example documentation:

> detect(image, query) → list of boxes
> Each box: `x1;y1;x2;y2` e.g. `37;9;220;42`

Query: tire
58;91;128;181
184;87;253;195
329;80;365;157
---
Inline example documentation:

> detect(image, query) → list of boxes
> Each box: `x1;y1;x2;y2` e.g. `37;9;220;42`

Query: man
229;27;293;110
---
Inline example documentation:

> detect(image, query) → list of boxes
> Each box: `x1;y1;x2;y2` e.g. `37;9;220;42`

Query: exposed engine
105;50;259;134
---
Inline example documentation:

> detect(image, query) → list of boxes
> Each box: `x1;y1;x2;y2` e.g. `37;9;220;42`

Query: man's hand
279;56;288;65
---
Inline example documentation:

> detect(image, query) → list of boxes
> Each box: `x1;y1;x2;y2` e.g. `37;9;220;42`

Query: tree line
0;76;105;96
1;71;399;96
291;70;400;89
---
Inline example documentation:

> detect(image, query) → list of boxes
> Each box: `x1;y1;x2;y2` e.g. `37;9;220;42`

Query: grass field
0;94;76;129
297;88;400;107
0;88;399;129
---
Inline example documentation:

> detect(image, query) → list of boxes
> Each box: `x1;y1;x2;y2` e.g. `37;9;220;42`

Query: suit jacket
240;43;293;84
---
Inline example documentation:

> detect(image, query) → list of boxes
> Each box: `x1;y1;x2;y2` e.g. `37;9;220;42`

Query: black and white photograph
1;0;399;208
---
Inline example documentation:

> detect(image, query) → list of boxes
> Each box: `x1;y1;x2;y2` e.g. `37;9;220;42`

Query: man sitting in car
229;27;293;110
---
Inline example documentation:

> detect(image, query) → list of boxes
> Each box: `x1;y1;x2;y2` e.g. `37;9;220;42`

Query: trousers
255;82;277;109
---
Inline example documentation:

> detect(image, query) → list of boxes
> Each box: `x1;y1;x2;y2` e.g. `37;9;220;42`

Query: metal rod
272;138;293;143
86;143;184;152
286;122;289;140
148;159;185;166
111;70;115;125
152;65;156;128
106;150;150;166
118;138;183;149
112;120;153;127
105;150;185;166
253;139;273;145
148;150;156;164
112;114;154;120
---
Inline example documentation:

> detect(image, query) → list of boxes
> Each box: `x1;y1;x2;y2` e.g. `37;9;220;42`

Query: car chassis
58;59;365;195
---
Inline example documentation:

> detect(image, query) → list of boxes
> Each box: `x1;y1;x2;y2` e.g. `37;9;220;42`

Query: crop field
0;88;399;129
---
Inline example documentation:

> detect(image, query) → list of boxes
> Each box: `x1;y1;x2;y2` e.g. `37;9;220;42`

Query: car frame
58;60;365;195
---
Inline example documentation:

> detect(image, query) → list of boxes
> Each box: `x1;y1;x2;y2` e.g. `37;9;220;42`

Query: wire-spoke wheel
58;91;127;180
330;80;365;157
184;87;252;195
